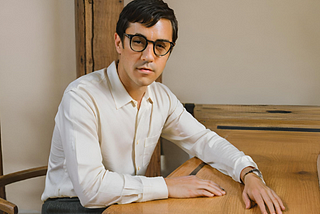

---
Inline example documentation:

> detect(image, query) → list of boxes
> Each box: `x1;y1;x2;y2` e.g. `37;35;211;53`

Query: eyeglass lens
130;35;171;56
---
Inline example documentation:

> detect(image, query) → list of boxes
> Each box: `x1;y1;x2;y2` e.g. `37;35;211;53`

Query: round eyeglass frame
124;33;175;57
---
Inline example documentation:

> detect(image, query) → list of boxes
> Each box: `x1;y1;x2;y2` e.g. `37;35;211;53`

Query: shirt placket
133;99;151;175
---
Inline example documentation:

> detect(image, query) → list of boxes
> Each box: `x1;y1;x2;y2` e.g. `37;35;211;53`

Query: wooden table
104;129;320;214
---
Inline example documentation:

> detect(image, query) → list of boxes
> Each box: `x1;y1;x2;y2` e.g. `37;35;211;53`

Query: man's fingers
242;192;252;209
272;190;285;211
261;188;285;214
254;193;268;214
201;180;226;196
246;188;285;214
269;190;285;214
190;181;223;197
165;176;226;198
242;173;286;214
197;189;214;197
261;191;276;214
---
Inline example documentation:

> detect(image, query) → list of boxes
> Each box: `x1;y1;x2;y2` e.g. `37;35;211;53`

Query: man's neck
130;88;146;109
116;61;147;108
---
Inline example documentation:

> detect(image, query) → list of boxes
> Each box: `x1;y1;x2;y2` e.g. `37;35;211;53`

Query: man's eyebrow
131;33;172;43
131;33;145;37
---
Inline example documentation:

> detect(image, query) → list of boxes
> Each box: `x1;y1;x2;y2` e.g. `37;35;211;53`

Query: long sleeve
160;87;257;183
42;87;168;208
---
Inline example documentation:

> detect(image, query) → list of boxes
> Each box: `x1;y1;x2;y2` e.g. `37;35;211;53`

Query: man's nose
141;42;155;61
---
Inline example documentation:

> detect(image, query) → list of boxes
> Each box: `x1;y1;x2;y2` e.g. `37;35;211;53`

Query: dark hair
116;0;178;44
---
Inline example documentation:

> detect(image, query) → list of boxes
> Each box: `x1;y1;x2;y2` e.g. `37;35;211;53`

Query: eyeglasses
124;33;175;57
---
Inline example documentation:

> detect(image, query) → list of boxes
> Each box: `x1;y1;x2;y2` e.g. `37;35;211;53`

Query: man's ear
114;33;123;54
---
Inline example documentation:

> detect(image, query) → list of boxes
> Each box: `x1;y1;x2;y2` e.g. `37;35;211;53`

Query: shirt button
138;167;140;171
136;140;139;145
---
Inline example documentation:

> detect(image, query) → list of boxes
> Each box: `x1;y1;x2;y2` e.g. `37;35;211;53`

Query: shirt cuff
234;155;258;183
139;176;168;202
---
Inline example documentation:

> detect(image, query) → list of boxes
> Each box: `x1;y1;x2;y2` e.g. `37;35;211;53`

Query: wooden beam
75;0;123;77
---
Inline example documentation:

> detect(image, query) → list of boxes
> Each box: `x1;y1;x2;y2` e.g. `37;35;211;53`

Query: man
42;0;285;213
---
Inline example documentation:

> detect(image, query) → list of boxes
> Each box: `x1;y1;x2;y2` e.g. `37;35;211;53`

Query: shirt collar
143;86;153;104
107;61;153;109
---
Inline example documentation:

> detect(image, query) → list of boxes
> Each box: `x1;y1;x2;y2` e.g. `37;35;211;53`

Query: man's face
115;19;173;92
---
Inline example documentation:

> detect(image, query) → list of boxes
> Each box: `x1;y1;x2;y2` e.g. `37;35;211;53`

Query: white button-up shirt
41;61;257;208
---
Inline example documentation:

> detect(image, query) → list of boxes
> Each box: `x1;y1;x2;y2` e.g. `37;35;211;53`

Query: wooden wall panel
75;0;123;77
92;0;123;71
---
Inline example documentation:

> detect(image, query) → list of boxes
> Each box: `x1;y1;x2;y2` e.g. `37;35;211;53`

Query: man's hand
164;176;226;198
242;173;286;214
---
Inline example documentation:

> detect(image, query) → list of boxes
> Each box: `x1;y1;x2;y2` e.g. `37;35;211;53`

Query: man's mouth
137;67;154;74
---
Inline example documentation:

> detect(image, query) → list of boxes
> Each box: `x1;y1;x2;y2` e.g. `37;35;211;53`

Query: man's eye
133;40;142;44
132;37;146;47
157;45;165;49
156;42;166;49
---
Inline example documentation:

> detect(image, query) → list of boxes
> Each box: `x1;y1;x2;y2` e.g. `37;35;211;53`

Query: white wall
0;0;76;212
164;0;320;105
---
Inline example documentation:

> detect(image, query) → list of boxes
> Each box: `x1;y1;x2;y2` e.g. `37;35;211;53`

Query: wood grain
145;141;161;177
104;131;320;214
317;153;320;189
194;104;320;131
104;105;320;214
75;0;123;77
